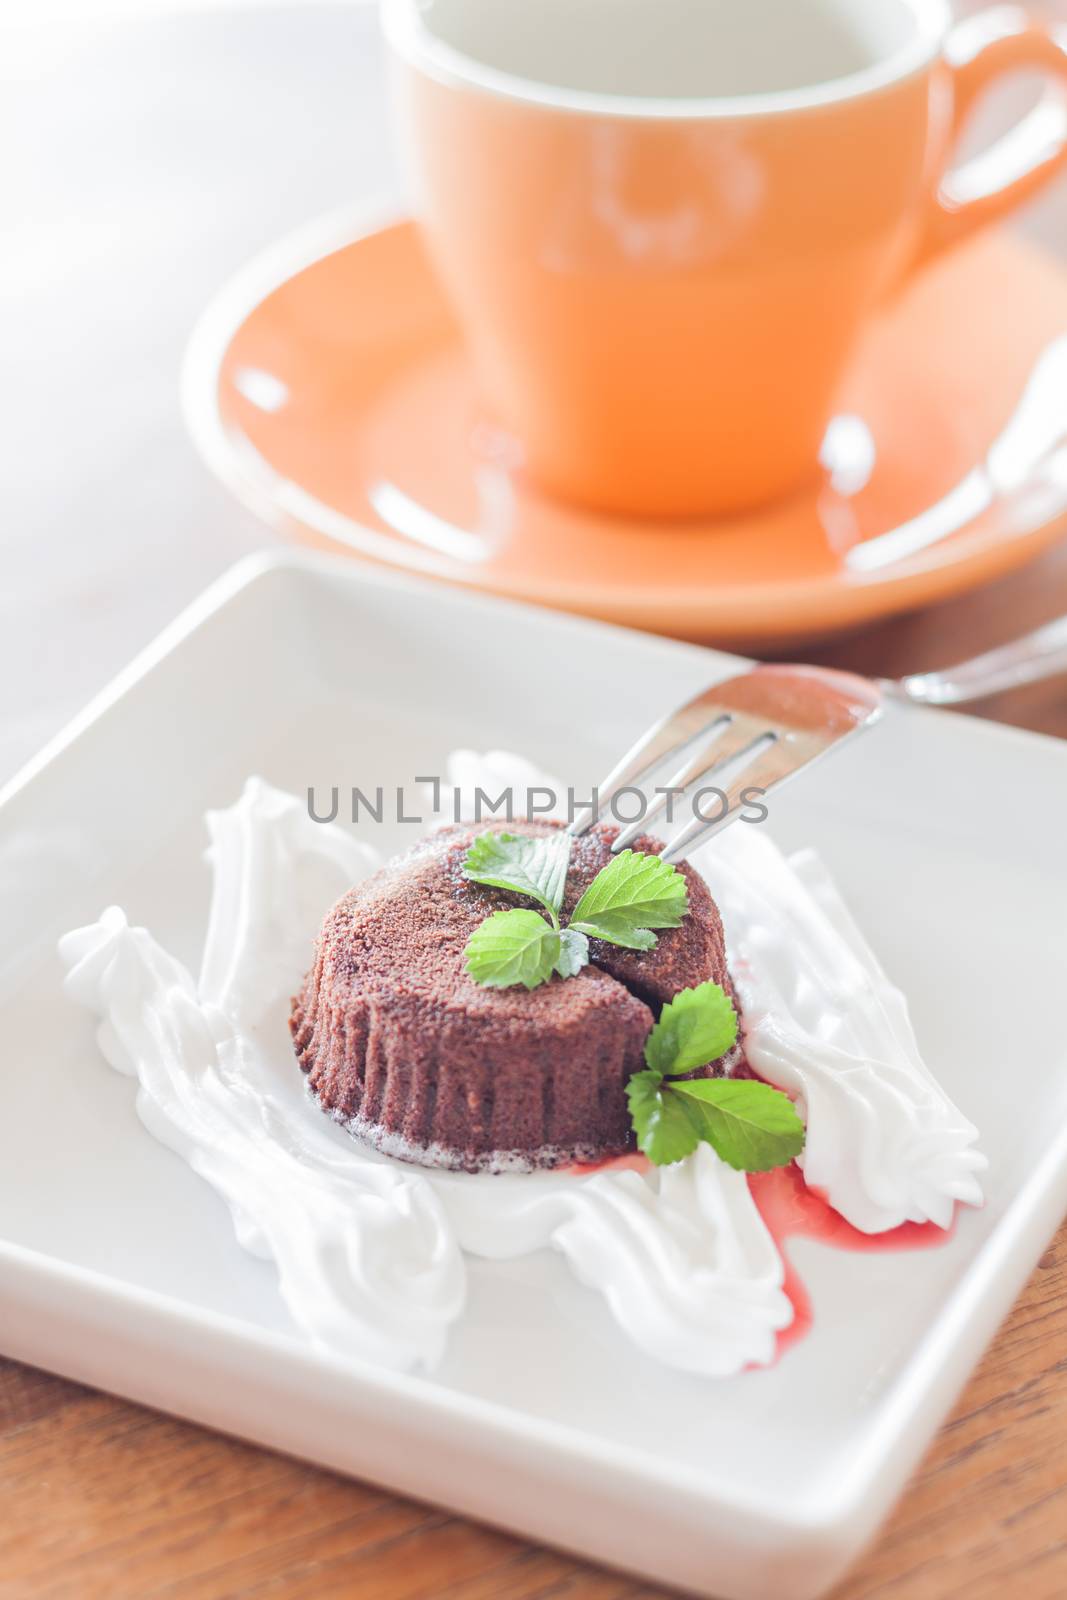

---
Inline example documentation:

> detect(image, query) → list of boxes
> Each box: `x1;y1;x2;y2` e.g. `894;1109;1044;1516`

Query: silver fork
569;614;1067;863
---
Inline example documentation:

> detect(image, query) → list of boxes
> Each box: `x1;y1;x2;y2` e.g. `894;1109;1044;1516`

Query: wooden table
2;6;1066;1597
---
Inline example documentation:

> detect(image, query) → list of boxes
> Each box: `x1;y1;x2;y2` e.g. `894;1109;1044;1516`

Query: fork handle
893;614;1067;706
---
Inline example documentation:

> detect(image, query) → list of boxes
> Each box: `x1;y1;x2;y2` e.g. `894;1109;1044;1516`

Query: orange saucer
183;212;1067;645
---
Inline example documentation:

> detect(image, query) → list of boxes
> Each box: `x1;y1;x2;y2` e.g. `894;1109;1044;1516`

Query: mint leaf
626;1069;703;1165
671;1078;805;1171
625;982;802;1170
554;926;589;980
463;831;571;916
644;981;739;1077
570;849;688;950
464;908;560;990
573;919;658;951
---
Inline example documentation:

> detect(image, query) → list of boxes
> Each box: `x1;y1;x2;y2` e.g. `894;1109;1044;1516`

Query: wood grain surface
3;5;1067;1598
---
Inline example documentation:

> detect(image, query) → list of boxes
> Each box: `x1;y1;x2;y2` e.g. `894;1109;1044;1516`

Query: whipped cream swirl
60;782;464;1373
697;823;987;1232
59;754;985;1375
60;773;794;1375
437;1145;790;1375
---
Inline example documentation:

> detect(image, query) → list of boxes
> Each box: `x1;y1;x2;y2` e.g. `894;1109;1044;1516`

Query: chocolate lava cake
290;820;740;1172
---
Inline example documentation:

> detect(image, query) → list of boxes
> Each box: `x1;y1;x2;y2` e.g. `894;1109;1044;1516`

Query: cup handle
914;6;1067;268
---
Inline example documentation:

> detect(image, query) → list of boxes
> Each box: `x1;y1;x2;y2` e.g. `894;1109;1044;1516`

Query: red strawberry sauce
566;1153;956;1359
747;1162;955;1355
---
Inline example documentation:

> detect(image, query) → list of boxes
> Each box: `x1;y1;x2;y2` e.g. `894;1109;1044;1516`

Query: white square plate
2;552;1066;1600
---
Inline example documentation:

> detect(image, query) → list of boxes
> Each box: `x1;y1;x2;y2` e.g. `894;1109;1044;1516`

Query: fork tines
568;665;882;863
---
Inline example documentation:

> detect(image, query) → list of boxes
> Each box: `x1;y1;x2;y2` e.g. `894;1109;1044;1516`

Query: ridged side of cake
290;821;739;1173
291;948;650;1170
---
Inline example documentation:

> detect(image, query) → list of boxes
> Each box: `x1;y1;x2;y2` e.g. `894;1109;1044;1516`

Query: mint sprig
463;831;571;916
570;849;688;950
463;838;687;985
462;832;687;990
626;1070;706;1166
643;980;738;1077
670;1077;807;1171
464;908;560;990
627;983;805;1172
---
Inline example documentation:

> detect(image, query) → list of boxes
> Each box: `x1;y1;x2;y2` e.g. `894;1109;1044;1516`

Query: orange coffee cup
384;0;1067;519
